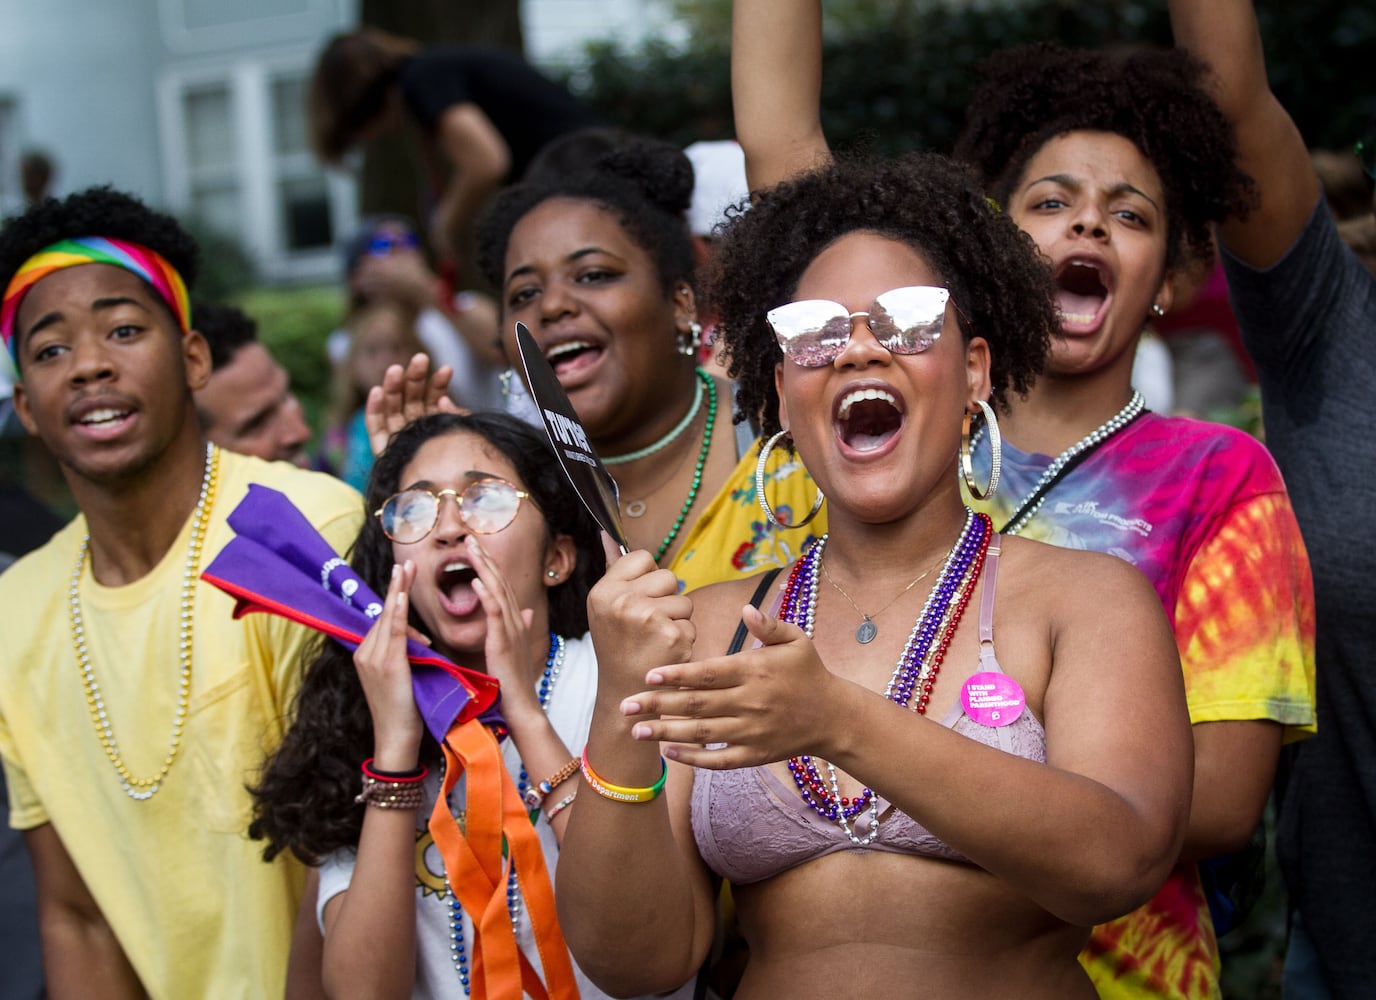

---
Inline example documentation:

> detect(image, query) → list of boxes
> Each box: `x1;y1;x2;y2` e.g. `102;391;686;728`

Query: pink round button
960;672;1026;728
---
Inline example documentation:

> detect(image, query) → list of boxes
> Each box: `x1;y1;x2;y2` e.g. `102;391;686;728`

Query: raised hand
586;538;696;703
620;602;844;769
465;534;539;716
353;560;425;769
364;352;462;457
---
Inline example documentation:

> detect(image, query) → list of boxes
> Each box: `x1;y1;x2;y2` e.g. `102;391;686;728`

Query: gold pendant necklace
69;443;219;801
821;551;944;644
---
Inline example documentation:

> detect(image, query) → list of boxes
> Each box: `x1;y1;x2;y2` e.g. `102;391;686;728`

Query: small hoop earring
678;321;703;357
960;400;1001;501
755;430;825;529
1151;303;1166;318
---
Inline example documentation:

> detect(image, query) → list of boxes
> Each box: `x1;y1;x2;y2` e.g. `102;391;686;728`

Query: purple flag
202;484;502;741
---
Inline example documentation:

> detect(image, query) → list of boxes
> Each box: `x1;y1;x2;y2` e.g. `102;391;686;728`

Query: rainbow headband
1;237;191;367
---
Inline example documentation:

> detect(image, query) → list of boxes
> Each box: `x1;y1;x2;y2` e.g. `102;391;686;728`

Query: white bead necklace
975;392;1145;535
69;442;219;801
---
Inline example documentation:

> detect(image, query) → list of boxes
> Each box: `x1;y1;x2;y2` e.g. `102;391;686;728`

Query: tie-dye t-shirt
969;411;1315;1000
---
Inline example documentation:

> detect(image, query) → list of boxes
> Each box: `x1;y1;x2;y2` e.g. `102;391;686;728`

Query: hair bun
595;140;694;217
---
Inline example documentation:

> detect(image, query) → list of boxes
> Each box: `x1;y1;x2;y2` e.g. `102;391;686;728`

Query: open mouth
436;559;480;617
836;387;903;453
77;407;133;428
71;403;137;439
544;339;603;379
1054;260;1109;329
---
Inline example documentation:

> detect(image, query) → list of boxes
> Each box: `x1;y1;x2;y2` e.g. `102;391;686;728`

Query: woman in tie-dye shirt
951;45;1315;999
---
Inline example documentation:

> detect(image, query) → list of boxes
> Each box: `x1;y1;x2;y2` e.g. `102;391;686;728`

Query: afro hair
708;153;1057;436
0;186;200;296
954;43;1254;273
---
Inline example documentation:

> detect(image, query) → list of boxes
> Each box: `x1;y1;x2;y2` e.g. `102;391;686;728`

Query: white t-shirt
317;634;693;1000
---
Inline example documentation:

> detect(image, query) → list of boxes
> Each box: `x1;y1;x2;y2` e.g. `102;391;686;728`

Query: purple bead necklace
781;509;991;845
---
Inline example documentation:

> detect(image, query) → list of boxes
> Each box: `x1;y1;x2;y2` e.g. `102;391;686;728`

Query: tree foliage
569;1;1374;159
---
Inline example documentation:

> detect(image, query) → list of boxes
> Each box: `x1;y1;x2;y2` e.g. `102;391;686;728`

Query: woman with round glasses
733;5;1316;996
249;412;691;999
474;138;826;592
553;153;1194;999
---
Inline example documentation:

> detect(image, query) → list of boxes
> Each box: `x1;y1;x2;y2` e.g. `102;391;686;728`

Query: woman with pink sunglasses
553;152;1193;999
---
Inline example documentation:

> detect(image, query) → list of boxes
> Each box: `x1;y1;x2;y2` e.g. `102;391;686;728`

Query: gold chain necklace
69;443;219;801
820;551;944;644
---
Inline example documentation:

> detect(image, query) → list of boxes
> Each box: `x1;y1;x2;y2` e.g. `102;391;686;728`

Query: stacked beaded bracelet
355;758;429;810
580;748;668;804
522;756;581;811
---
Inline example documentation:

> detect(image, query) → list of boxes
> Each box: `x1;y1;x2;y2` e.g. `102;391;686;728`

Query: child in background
322;300;426;491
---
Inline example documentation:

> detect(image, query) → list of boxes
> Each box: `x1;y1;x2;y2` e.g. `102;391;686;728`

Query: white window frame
157;48;356;283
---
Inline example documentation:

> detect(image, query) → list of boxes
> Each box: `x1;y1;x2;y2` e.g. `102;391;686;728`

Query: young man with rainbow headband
0;188;360;997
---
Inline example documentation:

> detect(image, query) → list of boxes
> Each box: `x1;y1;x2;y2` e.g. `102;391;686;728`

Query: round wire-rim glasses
375;478;532;544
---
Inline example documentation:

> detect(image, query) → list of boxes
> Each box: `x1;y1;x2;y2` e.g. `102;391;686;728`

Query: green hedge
232;284;345;435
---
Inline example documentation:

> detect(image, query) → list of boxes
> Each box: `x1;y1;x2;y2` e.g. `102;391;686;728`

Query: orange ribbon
429;719;579;1000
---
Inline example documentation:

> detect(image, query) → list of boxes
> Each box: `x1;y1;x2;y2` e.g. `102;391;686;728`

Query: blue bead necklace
445;631;565;993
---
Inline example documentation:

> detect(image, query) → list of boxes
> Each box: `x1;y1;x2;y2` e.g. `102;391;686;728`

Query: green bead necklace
654;368;716;564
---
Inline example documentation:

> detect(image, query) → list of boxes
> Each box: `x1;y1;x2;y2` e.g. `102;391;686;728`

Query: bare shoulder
996;534;1164;623
688;569;788;656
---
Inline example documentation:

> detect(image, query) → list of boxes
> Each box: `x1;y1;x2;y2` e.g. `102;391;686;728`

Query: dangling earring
677;321;703;357
499;369;516;397
1150;303;1166;318
960;400;1001;501
755;430;825;529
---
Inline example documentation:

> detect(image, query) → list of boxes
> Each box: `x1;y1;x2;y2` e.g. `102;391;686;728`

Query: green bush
232;284;345;434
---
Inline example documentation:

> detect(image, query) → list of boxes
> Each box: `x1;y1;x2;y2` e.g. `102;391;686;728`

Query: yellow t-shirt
0;450;362;999
671;436;826;593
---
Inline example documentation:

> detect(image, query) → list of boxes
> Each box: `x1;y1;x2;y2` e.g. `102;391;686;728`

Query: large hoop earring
960;400;1000;501
755;430;825;529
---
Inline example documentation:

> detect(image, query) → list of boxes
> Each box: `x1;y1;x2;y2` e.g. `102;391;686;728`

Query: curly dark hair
476;138;696;300
0;186;199;295
953;43;1254;274
249;412;606;864
0;187;200;371
708;153;1056;436
193;302;257;371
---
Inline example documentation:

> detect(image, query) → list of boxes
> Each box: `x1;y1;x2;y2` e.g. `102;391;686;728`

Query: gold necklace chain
820;551;944;644
69;443;219;801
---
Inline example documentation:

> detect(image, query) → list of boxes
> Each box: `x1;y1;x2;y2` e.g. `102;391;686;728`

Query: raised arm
1169;0;1321;267
731;0;832;190
318;566;424;999
554;544;717;996
26;823;147;998
429;103;511;266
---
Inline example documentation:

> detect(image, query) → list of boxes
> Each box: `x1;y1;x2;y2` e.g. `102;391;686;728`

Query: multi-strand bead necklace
446;631;566;993
780;509;992;845
69;442;219;801
607;367;716;564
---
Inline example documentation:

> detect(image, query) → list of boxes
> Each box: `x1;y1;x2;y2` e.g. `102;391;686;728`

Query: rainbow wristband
580;748;668;804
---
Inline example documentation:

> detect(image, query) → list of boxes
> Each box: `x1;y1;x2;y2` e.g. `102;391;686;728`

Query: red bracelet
361;758;428;783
